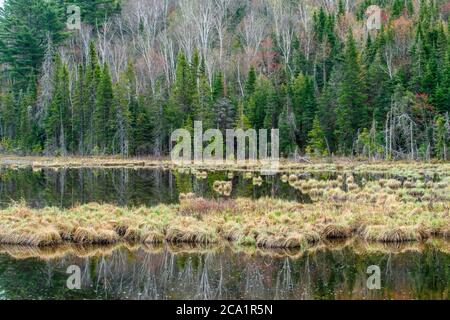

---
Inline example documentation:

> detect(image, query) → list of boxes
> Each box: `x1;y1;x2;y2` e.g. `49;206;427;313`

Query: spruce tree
244;66;257;98
44;56;70;155
291;73;316;149
94;63;114;153
307;116;327;156
335;30;367;153
0;0;66;88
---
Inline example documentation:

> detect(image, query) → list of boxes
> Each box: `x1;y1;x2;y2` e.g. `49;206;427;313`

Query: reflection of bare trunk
59;168;66;207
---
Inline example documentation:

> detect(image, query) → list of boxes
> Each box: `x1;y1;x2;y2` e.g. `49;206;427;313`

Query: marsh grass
1;159;448;248
0;191;448;248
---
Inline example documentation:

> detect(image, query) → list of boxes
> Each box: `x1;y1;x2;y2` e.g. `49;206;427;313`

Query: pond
0;166;441;208
0;242;448;300
0;166;448;300
0;167;313;208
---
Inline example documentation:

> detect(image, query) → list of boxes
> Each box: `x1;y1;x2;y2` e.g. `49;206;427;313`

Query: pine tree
94;63;114;153
44;56;70;155
278;107;296;156
18;81;41;152
197;59;213;128
433;114;449;160
64;0;121;26
434;44;450;114
72;65;85;154
307;116;327;156
335;30;367;153
112;80;131;156
212;71;225;102
244;66;257;98
0;0;66;88
263;85;279;129
167;51;193;130
84;42;102;152
247;76;271;130
291;73;316;149
366;52;392;128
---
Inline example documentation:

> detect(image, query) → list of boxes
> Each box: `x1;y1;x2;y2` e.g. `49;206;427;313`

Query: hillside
0;0;448;160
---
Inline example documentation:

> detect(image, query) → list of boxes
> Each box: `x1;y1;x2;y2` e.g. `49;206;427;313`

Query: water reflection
0;167;305;208
0;241;448;300
1;166;428;209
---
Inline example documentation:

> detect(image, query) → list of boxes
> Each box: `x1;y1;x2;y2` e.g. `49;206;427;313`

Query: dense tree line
0;0;448;159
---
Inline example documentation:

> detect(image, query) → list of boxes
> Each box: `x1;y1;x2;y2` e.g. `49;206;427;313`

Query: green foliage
64;0;121;26
433;115;449;160
306;116;328;156
0;1;448;160
0;0;66;88
335;31;367;153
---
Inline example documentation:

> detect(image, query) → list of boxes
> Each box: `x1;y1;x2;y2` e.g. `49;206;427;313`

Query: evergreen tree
167;52;193;130
44;56;70;155
433;114;449;160
366;51;392;128
307;116;327;156
64;0;121;26
335;31;367;153
0;0;66;88
212;71;225;102
244;66;257;98
291;73;316;149
94;63;114;153
247;76;271;130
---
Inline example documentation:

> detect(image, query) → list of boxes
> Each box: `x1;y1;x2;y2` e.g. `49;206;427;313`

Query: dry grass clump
361;225;429;242
179;197;236;216
255;230;319;249
386;179;402;190
252;176;263;186
179;192;196;201
166;217;217;244
319;224;352;239
0;189;448;248
213;180;233;196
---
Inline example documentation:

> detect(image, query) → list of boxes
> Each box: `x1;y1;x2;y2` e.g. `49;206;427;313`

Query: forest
0;0;449;160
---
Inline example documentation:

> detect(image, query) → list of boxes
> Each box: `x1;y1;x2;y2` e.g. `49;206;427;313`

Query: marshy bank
0;195;448;247
0;159;448;300
1;155;449;173
0;160;449;247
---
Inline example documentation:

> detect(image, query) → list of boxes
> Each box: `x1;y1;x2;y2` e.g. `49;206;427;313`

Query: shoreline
0;155;449;173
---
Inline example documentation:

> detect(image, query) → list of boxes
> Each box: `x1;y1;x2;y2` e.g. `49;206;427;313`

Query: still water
0;242;448;300
0;167;308;208
0;167;448;300
0;166;432;208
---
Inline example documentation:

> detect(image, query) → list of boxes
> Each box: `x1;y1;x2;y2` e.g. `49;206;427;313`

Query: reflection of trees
274;258;293;300
0;244;448;299
244;262;265;299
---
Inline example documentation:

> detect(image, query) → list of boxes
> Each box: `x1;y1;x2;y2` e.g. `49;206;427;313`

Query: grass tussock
0;190;448;248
